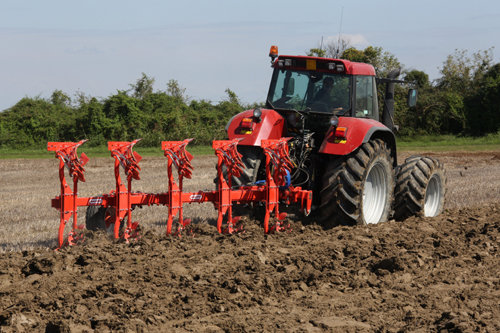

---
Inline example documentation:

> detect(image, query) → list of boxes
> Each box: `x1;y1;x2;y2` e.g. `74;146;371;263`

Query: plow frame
49;138;312;247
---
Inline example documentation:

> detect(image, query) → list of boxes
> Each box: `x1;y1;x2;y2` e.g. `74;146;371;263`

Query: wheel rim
424;174;441;217
362;162;388;224
104;208;115;234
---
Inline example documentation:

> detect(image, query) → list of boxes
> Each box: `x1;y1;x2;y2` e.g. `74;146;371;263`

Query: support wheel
85;206;107;231
394;155;446;220
85;206;122;234
319;139;395;227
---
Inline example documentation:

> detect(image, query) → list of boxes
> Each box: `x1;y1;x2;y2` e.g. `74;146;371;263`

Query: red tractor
225;46;446;226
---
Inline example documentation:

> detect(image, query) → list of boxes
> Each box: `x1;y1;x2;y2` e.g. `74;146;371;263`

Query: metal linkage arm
47;140;89;248
212;139;244;233
161;139;194;235
262;138;294;187
107;140;142;240
261;138;293;233
260;138;312;232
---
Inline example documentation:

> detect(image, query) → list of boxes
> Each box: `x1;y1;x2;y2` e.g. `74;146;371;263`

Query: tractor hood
226;108;285;146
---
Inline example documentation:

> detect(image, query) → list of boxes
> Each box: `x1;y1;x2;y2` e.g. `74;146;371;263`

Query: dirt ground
0;150;499;332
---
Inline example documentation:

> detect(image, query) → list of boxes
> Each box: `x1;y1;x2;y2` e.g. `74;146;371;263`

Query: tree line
309;43;500;136
0;77;249;148
1;45;499;149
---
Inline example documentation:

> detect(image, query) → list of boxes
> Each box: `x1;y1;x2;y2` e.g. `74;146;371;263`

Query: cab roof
274;55;376;76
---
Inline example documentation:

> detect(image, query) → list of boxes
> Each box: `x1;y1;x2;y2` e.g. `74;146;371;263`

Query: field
1;150;499;331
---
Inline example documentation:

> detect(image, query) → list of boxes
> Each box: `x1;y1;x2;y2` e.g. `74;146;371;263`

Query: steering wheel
309;102;329;112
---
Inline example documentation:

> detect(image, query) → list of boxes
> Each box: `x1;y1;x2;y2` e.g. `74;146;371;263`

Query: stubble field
0;150;499;331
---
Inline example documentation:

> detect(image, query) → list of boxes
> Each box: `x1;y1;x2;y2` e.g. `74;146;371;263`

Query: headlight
329;116;339;127
253;108;262;122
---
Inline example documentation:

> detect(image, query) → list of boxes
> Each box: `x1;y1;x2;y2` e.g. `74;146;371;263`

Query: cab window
355;76;377;119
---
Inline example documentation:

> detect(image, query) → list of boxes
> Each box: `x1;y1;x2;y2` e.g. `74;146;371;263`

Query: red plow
48;138;312;248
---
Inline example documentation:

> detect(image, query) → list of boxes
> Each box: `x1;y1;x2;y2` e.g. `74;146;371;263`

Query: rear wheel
393;156;446;220
319;139;395;227
230;146;264;186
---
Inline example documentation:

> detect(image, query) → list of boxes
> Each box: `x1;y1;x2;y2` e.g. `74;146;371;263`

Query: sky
0;0;499;111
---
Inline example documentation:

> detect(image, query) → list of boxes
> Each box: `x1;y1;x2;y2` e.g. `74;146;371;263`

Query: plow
48;138;312;248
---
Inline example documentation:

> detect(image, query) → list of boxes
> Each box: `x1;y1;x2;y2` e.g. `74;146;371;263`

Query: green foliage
425;48;495;135
342;46;401;77
323;44;499;137
166;79;187;102
224;88;240;105
51;90;71;106
404;70;430;89
436;48;493;94
305;42;498;136
130;73;155;99
0;75;245;149
308;38;352;59
0;96;85;148
307;48;326;58
465;63;500;135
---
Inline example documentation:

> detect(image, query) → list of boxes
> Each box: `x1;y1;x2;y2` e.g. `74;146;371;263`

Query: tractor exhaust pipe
380;68;401;132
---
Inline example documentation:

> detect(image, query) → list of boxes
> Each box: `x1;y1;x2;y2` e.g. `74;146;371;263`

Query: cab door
354;76;378;120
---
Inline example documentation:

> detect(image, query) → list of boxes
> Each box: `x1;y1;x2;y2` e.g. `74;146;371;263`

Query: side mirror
407;89;418;107
285;78;295;96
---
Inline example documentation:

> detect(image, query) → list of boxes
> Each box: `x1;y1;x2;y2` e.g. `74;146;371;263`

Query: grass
1;133;499;159
397;132;500;152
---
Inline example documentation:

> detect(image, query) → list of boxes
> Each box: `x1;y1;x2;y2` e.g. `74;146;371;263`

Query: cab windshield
267;69;351;114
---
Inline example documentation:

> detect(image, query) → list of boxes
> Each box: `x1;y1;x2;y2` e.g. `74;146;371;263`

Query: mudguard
227;109;285;146
319;117;396;160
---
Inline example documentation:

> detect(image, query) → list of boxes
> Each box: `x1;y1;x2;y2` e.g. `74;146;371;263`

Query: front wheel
393;156;446;220
319;139;395;227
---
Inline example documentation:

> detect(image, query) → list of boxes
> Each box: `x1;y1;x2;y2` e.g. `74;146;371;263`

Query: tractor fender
319;117;397;165
227;109;285;146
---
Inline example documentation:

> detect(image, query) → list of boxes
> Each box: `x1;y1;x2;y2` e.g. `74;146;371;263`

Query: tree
307;37;352;59
325;38;351;59
130;73;155;99
50;90;71;106
437;48;493;94
433;48;494;134
80;97;108;145
224;88;240;105
465;63;500;135
307;48;326;58
404;70;430;89
166;79;187;101
342;46;401;78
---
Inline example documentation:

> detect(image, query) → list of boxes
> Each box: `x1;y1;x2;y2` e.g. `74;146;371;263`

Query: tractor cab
265;50;379;145
266;53;378;116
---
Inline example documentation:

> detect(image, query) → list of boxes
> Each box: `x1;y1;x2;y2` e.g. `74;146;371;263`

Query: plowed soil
1;150;500;332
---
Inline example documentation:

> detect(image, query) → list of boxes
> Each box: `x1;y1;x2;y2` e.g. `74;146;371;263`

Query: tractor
49;46;446;247
224;45;446;226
